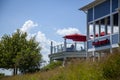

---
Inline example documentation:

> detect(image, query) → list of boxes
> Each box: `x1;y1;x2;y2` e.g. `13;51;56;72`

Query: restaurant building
80;0;120;58
49;0;120;65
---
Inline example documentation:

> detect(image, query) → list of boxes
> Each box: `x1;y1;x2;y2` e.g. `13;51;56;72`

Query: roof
80;0;106;11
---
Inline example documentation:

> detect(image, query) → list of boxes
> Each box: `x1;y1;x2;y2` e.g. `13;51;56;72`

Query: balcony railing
51;43;86;54
87;33;119;51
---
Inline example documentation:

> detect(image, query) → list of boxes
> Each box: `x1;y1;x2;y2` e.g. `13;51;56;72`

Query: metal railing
51;43;86;54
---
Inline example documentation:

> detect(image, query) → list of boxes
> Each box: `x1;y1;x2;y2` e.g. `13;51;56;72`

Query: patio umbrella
63;33;86;42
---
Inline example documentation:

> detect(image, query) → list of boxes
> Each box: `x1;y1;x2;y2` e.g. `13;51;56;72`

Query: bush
42;61;62;71
0;73;4;78
103;53;120;80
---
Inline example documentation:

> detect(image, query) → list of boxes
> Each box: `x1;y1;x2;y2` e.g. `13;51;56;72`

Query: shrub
42;61;62;71
103;53;120;80
0;73;4;79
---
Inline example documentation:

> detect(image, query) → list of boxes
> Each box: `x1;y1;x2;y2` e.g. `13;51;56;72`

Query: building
49;0;120;65
80;0;120;59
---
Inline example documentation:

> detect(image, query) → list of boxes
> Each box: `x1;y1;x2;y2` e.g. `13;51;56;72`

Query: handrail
51;43;86;54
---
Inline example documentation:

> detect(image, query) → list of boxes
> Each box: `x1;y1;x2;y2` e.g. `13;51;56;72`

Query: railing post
57;45;59;52
74;42;77;51
50;41;53;54
105;17;108;35
60;44;63;52
98;20;101;37
64;38;67;51
54;46;56;53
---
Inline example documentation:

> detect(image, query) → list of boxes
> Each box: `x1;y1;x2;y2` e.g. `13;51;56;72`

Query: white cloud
56;27;80;36
20;20;61;62
34;31;62;62
20;20;38;32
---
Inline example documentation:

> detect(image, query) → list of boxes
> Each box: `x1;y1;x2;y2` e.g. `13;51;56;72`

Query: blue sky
0;0;94;75
0;0;94;69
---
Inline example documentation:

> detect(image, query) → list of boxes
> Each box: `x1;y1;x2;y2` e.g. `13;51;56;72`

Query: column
62;57;66;67
86;12;89;59
93;22;96;39
118;8;120;42
118;0;120;43
92;51;95;62
93;22;96;61
110;14;113;53
98;52;101;61
105;18;108;35
98;20;101;37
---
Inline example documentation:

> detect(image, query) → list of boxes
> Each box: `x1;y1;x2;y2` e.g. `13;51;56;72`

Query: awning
63;33;86;42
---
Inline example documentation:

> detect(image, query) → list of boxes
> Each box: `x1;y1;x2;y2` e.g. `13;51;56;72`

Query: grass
1;48;120;80
1;60;104;80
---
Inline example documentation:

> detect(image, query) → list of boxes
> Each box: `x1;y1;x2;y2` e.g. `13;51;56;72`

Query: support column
118;0;120;43
93;22;96;61
62;57;66;67
98;52;101;61
110;13;113;53
92;51;95;62
105;18;108;35
118;9;120;43
86;12;89;60
98;20;101;37
93;22;96;39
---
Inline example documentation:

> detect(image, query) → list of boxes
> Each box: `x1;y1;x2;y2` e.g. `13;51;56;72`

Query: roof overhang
80;0;106;11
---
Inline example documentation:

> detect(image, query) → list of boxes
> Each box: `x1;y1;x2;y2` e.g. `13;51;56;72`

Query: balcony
87;33;119;52
49;43;87;60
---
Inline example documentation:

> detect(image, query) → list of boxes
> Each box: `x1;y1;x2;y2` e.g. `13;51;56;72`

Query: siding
112;0;118;12
94;0;110;19
88;8;93;22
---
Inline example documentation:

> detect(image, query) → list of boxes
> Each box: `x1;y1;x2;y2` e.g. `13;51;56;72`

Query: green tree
0;29;42;75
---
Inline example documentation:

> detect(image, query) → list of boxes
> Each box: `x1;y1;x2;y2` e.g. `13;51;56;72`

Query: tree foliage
0;29;42;74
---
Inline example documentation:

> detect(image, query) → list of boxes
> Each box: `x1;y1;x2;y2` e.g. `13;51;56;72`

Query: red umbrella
63;33;86;42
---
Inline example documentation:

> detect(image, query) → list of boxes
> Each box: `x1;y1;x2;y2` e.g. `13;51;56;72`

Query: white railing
51;43;86;54
87;33;119;50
